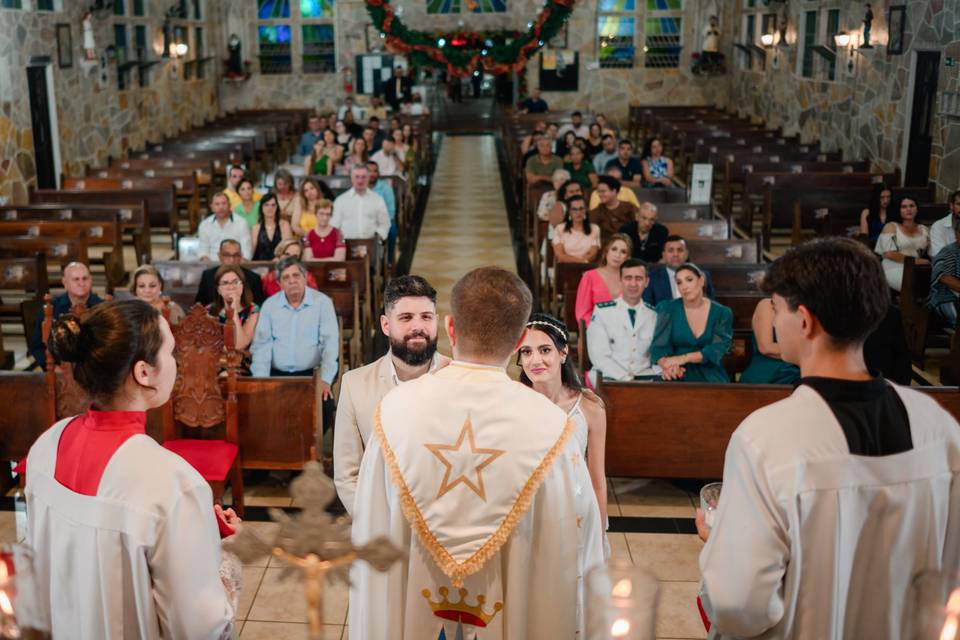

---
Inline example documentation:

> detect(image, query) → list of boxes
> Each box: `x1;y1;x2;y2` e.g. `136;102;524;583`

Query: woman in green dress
651;263;733;382
739;297;801;384
231;178;260;229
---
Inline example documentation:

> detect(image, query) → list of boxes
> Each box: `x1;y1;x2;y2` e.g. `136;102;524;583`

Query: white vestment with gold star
349;361;604;640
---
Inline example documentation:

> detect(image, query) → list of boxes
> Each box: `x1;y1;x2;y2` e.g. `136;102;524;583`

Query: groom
349;266;603;639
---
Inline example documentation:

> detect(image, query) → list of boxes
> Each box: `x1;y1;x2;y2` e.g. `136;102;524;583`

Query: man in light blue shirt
297;114;327;157
592;134;618;174
251;256;340;426
367;161;397;263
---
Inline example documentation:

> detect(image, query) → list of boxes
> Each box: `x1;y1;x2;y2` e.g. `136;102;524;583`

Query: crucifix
226;462;405;639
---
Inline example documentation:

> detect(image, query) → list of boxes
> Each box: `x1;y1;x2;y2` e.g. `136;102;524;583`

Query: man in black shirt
618;202;669;263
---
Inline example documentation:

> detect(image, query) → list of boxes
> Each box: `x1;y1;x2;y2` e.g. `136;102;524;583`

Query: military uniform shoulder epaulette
643;302;656;311
596;300;617;309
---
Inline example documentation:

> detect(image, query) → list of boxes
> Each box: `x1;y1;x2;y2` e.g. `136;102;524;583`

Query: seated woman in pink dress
575;233;633;327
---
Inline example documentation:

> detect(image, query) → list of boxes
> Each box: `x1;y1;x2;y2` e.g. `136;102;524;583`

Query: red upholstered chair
161;304;244;516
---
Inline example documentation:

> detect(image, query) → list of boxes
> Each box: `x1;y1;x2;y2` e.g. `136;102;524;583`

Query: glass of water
699;482;723;529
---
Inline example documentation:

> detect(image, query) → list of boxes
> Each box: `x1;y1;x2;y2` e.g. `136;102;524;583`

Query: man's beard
390;331;438;366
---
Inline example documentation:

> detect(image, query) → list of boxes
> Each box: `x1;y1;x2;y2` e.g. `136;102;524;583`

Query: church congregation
1;0;960;638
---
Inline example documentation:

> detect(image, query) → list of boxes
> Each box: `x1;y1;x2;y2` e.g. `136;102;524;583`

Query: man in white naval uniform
587;258;660;385
696;238;960;640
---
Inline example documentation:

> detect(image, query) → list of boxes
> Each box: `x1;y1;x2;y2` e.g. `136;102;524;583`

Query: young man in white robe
696;237;960;639
350;266;605;639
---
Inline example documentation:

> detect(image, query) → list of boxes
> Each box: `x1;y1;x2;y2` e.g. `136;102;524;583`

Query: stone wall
0;1;222;204
729;0;960;199
529;0;734;124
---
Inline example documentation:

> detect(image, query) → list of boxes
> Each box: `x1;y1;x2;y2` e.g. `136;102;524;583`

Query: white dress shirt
370;149;402;176
331;188;390;240
929;212;956;259
196;213;252;260
559;123;590;139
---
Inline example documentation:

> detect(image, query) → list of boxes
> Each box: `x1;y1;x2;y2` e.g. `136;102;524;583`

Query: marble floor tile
241;621;342;639
237;566;267;621
626;534;703;582
248;568;348;625
239;522;280;567
613;478;697;518
608;532;633;564
655;581;707;639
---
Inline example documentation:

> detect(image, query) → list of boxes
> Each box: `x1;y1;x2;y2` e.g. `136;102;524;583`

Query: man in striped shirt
927;214;960;326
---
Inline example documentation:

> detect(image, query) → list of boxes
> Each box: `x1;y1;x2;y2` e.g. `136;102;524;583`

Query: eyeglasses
218;279;242;287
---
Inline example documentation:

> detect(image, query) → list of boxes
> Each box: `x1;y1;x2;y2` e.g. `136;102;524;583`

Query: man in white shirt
558;110;590;139
334;275;450;515
197;191;252;261
927;189;960;258
370;137;405;176
587;259;660;385
337;96;363;122
697;237;960;639
331;165;390;240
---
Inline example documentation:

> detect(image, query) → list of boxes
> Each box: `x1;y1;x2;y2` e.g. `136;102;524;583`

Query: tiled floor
0;477;706;640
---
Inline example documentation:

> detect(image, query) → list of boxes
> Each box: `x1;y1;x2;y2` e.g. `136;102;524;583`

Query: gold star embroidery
424;414;505;501
577;516;584;529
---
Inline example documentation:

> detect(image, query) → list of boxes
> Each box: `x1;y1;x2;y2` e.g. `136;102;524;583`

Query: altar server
24;300;240;640
350;266;604;639
697;238;960;640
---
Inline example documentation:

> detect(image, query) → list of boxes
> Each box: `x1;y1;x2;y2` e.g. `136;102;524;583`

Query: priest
697;238;960;639
349;266;604;639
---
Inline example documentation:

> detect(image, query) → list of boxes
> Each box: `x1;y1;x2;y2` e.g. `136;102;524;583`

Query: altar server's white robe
24;418;236;640
700;384;960;640
349;362;605;640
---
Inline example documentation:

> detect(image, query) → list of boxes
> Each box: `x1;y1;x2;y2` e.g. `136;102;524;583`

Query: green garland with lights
364;0;575;77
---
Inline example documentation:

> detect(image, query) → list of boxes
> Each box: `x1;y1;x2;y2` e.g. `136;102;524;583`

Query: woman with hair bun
517;313;609;544
24;300;240;639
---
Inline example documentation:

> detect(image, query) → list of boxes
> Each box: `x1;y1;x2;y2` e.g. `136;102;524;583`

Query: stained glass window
113;0;124;15
115;24;129;89
301;0;333;17
258;24;292;74
598;16;635;68
644;16;681;68
133;0;144;16
825;8;839;80
469;0;506;13
303;24;335;72
599;0;634;10
193;0;202;19
0;0;22;8
646;0;680;9
258;0;290;19
37;0;54;10
427;0;460;14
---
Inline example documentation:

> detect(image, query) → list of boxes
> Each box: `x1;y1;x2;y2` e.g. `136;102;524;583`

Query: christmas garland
365;0;575;77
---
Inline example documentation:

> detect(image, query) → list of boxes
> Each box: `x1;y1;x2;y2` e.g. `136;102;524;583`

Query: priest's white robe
699;384;960;639
349;362;605;640
24;417;237;639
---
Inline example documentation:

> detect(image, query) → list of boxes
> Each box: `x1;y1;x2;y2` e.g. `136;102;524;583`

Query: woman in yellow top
292;177;323;236
302;129;343;177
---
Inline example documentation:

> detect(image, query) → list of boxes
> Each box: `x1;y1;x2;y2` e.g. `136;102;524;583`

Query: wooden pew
596;380;960;479
30;187;178;249
686;238;762;264
0;371;52;465
62;176;196;236
0;236;88;267
0;219;126;290
235;374;320;469
0;253;48;368
2;202;151;264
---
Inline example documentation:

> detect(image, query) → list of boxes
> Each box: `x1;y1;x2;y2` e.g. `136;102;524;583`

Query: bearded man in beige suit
334;275;450;515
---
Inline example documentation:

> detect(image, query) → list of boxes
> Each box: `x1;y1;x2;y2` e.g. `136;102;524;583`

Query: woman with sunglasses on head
651;263;733;382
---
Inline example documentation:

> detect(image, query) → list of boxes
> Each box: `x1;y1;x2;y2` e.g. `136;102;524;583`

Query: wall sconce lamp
833;31;859;76
760;33;775;47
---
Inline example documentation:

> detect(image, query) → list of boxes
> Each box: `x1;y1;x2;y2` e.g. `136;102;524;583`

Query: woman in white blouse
874;195;929;291
552;195;601;264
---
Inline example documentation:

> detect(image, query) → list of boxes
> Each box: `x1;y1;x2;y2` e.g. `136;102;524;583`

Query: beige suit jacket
333;351;449;515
